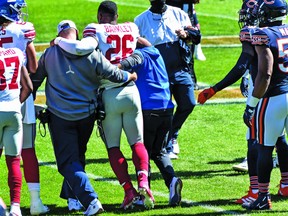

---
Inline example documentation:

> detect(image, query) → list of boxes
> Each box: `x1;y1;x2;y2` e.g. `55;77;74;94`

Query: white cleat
30;199;49;215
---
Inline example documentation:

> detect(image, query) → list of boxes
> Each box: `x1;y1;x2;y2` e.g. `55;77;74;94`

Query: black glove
243;105;255;127
240;77;249;98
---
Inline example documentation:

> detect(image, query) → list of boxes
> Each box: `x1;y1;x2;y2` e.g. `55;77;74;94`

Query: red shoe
139;187;155;209
120;188;139;210
235;187;258;204
138;172;155;209
278;184;288;196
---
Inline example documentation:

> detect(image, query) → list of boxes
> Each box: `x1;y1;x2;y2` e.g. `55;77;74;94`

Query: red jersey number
0;56;20;91
105;34;134;64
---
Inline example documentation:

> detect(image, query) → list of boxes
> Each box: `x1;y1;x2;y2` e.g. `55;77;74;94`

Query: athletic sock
22;148;40;183
108;147;131;186
6;155;22;204
131;142;149;172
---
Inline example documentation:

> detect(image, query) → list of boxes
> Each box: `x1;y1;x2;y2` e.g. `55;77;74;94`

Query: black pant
143;108;176;188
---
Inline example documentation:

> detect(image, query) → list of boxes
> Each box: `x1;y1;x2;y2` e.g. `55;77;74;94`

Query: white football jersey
83;22;140;65
0;21;36;123
0;21;35;64
0;47;25;112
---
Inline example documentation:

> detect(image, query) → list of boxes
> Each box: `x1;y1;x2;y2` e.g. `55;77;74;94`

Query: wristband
247;95;259;108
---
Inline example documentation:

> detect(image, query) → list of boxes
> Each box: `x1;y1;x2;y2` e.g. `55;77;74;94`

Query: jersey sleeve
251;28;269;46
17;21;36;42
83;23;98;39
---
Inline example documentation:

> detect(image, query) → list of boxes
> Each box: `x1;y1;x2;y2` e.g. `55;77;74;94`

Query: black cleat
242;192;272;210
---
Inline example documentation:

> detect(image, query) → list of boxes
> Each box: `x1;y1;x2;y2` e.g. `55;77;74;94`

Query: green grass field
1;0;287;215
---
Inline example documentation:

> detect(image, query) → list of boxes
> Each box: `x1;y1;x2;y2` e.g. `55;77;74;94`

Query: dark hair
0;17;11;25
98;1;117;16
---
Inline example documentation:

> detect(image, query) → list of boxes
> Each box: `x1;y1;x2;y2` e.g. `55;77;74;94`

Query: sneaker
120;188;139;210
242;193;272;210
138;173;155;209
235;187;258;204
30;199;49;215
68;198;83;211
83;198;104;216
9;204;21;216
232;158;248;172
171;139;179;155
278;183;288;196
168;151;178;160
194;44;206;61
169;177;183;206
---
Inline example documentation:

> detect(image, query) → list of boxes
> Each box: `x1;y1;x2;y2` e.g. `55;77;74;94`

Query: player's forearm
120;53;143;70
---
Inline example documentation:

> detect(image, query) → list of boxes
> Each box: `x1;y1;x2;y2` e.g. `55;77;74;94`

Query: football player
0;17;32;216
198;0;288;206
0;0;49;215
242;0;288;210
52;1;154;210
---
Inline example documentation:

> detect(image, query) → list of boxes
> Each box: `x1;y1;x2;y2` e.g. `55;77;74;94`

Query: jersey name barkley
83;22;139;64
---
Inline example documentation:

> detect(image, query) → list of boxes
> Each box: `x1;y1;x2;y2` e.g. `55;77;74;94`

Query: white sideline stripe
39;161;243;215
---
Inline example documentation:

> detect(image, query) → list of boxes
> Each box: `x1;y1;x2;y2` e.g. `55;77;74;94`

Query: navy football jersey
252;24;288;97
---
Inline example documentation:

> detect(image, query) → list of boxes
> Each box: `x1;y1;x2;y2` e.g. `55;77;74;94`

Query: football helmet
256;0;288;27
0;0;27;22
238;0;259;28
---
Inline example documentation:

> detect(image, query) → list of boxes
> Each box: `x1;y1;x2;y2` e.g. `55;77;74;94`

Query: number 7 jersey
83;22;140;65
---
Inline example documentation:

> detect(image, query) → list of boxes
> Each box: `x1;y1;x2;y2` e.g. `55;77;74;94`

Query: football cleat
235;187;258;204
120;188;139;210
232;158;248;172
139;187;155;209
83;198;104;216
138;172;155;209
169;177;183;206
278;183;288;196
242;192;272;210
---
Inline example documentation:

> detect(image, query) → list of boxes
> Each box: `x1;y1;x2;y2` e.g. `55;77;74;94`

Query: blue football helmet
0;0;27;22
238;0;259;28
256;0;288;27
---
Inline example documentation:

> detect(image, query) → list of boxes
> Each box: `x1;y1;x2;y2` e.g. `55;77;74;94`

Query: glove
243;105;255;127
197;87;216;104
240;77;249;98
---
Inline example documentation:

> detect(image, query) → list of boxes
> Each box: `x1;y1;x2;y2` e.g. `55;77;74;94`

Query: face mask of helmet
257;0;288;27
0;0;28;22
238;0;258;28
150;0;166;13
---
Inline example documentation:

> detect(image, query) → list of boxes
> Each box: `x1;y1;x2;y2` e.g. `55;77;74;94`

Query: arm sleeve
30;54;47;99
95;51;130;83
56;37;98;56
120;51;144;71
214;51;254;92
